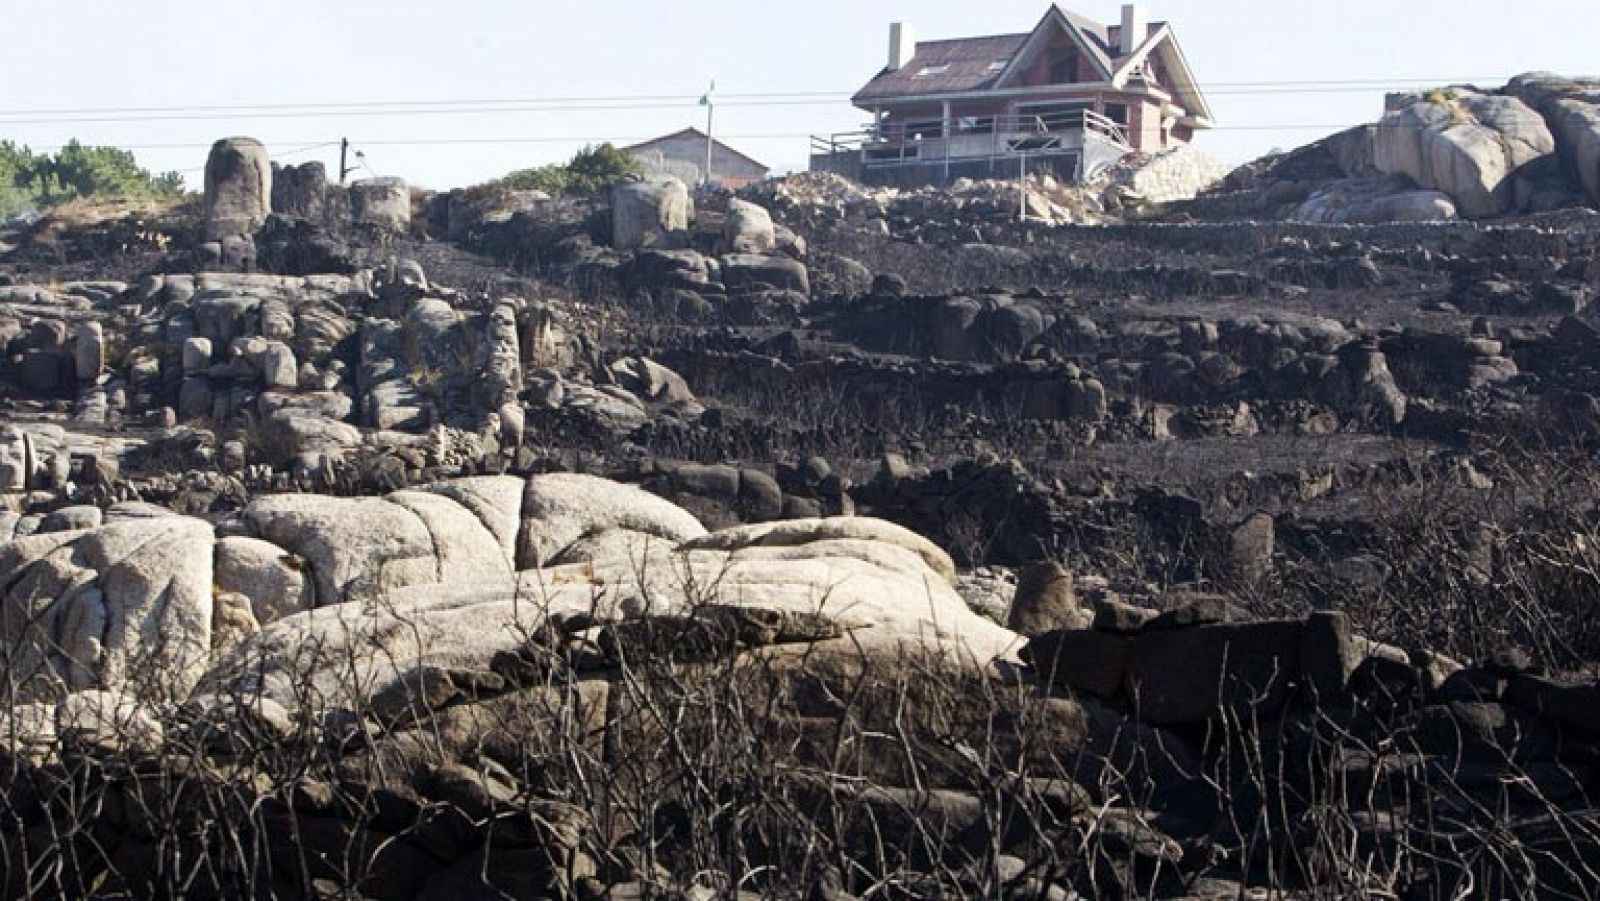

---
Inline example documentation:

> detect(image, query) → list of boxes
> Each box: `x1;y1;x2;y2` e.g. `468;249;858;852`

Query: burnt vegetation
4;103;1600;898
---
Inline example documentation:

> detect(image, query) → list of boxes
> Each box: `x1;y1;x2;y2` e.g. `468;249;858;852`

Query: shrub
491;143;641;198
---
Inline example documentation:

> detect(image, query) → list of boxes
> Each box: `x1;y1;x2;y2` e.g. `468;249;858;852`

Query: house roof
851;4;1213;127
623;128;770;174
852;32;1031;103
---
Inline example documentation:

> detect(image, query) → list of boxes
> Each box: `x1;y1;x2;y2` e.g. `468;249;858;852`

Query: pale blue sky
3;0;1594;190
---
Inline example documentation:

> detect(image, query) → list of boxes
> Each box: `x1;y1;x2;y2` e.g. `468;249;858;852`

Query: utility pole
700;81;716;187
339;138;358;185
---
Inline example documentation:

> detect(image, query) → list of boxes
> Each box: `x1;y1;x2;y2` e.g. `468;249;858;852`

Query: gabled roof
623;128;770;173
993;5;1120;87
850;4;1214;128
1128;26;1216;126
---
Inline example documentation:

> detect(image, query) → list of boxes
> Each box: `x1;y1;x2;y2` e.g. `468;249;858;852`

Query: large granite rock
680;517;957;583
720;253;810;296
517;473;706;567
204;137;272;239
611;177;691;252
270;160;328;220
1291;176;1459;224
1508;72;1600;205
1374;89;1555;218
205;512;1020;720
0;517;216;702
724;198;776;254
214;536;314;624
349;177;412;233
73;322;105;382
243;489;512;608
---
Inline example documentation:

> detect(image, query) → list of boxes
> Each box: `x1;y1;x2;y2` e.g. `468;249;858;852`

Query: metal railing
810;108;1131;166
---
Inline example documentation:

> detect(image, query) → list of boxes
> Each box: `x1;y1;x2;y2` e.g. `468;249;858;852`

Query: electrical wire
12;112;1528;158
0;76;1559;127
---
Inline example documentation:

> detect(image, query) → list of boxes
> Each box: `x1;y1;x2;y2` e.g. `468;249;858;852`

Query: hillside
2;75;1600;898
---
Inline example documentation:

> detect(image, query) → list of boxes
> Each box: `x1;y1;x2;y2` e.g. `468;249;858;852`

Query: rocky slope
2;104;1600;897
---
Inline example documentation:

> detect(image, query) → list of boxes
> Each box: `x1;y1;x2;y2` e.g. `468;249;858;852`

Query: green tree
0;138;185;217
492;143;641;197
561;143;643;195
52;140;185;201
0;141;45;217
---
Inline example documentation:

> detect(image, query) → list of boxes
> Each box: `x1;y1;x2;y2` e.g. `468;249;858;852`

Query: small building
812;4;1215;187
625;128;770;189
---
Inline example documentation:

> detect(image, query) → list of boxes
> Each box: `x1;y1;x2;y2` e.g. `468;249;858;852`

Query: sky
1;0;1595;192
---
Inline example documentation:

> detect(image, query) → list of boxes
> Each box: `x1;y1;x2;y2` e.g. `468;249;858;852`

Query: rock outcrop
203;137;272;239
1374;88;1556;218
611;176;691;251
349;177;412;233
270;160;328;220
1508;72;1600;205
0;516;216;702
724;197;777;254
0;473;1016;716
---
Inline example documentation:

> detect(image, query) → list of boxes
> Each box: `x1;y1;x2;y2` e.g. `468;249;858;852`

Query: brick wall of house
1017;32;1093;87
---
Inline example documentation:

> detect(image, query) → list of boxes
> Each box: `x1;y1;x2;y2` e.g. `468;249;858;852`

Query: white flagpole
703;80;716;187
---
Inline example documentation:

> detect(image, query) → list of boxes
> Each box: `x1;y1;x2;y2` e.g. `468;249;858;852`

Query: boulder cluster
1198;73;1600;224
5;476;1600;898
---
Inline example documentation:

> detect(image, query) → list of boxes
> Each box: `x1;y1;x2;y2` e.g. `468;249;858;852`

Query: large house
625;128;770;190
811;5;1214;187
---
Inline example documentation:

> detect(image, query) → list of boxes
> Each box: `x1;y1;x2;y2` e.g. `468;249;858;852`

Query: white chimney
1120;5;1147;55
888;22;916;72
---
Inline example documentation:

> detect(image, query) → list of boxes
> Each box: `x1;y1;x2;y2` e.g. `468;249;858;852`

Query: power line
13;113;1531;157
0;76;1545;127
0;98;853;127
1197;76;1518;87
0;91;850;118
171;140;343;175
0;91;1510;128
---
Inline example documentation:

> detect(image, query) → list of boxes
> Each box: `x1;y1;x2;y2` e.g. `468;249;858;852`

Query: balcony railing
811;109;1131;167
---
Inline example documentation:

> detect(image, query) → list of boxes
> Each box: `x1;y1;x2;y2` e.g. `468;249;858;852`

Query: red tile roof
851;5;1166;106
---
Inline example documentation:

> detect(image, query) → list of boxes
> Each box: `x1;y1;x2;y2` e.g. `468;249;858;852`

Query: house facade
625;129;770;190
811;5;1215;187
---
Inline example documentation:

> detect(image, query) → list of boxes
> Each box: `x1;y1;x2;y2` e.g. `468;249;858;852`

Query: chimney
1120;4;1147;55
888;22;916;72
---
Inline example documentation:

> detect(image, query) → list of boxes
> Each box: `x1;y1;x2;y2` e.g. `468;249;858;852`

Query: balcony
811;109;1132;182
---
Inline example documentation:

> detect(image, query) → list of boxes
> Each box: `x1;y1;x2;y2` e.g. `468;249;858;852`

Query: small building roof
623;128;770;174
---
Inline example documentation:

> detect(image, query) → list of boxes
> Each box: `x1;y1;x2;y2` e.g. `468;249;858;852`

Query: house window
1048;55;1076;84
1104;103;1129;126
987;60;1008;73
916;64;950;77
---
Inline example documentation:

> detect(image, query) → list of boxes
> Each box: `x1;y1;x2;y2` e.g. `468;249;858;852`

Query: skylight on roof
987;60;1009;72
916;64;951;77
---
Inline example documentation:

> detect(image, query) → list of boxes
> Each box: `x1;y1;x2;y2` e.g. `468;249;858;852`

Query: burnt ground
8;181;1600;901
6;186;1600;671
